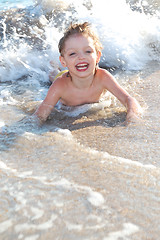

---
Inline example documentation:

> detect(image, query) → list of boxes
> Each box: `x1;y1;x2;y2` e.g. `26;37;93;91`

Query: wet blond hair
58;22;103;56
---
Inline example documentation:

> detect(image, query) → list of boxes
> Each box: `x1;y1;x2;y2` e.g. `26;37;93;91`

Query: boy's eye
69;52;76;56
86;50;92;53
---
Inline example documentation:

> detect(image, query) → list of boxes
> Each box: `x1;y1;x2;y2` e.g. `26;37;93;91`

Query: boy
34;22;141;123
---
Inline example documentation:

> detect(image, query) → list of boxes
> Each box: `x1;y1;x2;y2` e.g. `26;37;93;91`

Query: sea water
0;0;160;239
0;0;34;10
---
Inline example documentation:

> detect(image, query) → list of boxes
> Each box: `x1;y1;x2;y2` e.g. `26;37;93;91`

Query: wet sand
68;62;160;166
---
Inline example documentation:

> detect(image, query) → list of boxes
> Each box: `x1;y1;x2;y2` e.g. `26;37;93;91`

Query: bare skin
34;34;141;123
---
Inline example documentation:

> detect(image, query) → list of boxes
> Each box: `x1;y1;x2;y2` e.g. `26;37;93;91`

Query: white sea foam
15;192;27;206
31;207;44;220
0;89;18;105
10;176;105;208
0;161;17;173
55;127;73;137
104;222;139;240
102;152;157;170
54;178;105;207
55;101;92;117
54;92;112;117
87;0;160;69
85;214;107;230
66;222;83;231
24;235;39;240
0;120;5;128
87;190;105;207
0;220;13;233
41;0;160;70
14;214;57;232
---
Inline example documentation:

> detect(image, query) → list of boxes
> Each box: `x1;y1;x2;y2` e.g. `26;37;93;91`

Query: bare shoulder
97;68;114;78
50;72;69;91
44;72;69;104
96;68;116;86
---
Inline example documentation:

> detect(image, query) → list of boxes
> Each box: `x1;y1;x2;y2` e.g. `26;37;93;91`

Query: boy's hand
125;97;143;124
125;110;142;125
126;112;139;122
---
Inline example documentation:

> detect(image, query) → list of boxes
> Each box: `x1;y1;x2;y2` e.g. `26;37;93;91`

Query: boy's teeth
76;64;88;69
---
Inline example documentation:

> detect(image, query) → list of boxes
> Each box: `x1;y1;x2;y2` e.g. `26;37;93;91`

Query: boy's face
59;34;101;77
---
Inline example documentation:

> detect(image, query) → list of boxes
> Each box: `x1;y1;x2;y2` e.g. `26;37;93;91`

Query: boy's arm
101;69;142;121
34;80;62;123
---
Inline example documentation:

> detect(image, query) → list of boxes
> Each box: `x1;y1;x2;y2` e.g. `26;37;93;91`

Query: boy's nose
78;52;85;59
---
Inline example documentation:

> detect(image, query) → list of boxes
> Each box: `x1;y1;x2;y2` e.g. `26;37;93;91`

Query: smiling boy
34;22;141;123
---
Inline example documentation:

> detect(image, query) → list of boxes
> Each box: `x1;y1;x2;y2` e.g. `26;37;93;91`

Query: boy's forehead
64;34;95;48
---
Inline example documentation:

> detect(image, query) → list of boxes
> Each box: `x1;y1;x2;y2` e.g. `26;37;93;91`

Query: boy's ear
96;51;101;64
59;55;67;67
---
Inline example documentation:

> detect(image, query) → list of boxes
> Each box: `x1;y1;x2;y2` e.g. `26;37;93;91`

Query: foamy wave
54;92;112;117
36;0;160;71
83;0;160;70
0;0;160;88
35;0;72;12
104;222;139;240
0;220;13;234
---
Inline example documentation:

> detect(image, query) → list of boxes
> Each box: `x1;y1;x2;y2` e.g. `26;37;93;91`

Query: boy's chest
60;85;104;106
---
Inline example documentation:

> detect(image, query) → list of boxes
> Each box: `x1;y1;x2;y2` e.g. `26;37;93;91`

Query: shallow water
0;0;34;10
0;0;160;239
1;63;160;240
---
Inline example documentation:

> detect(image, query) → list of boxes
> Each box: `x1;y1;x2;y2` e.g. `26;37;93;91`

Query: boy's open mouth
75;63;89;71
